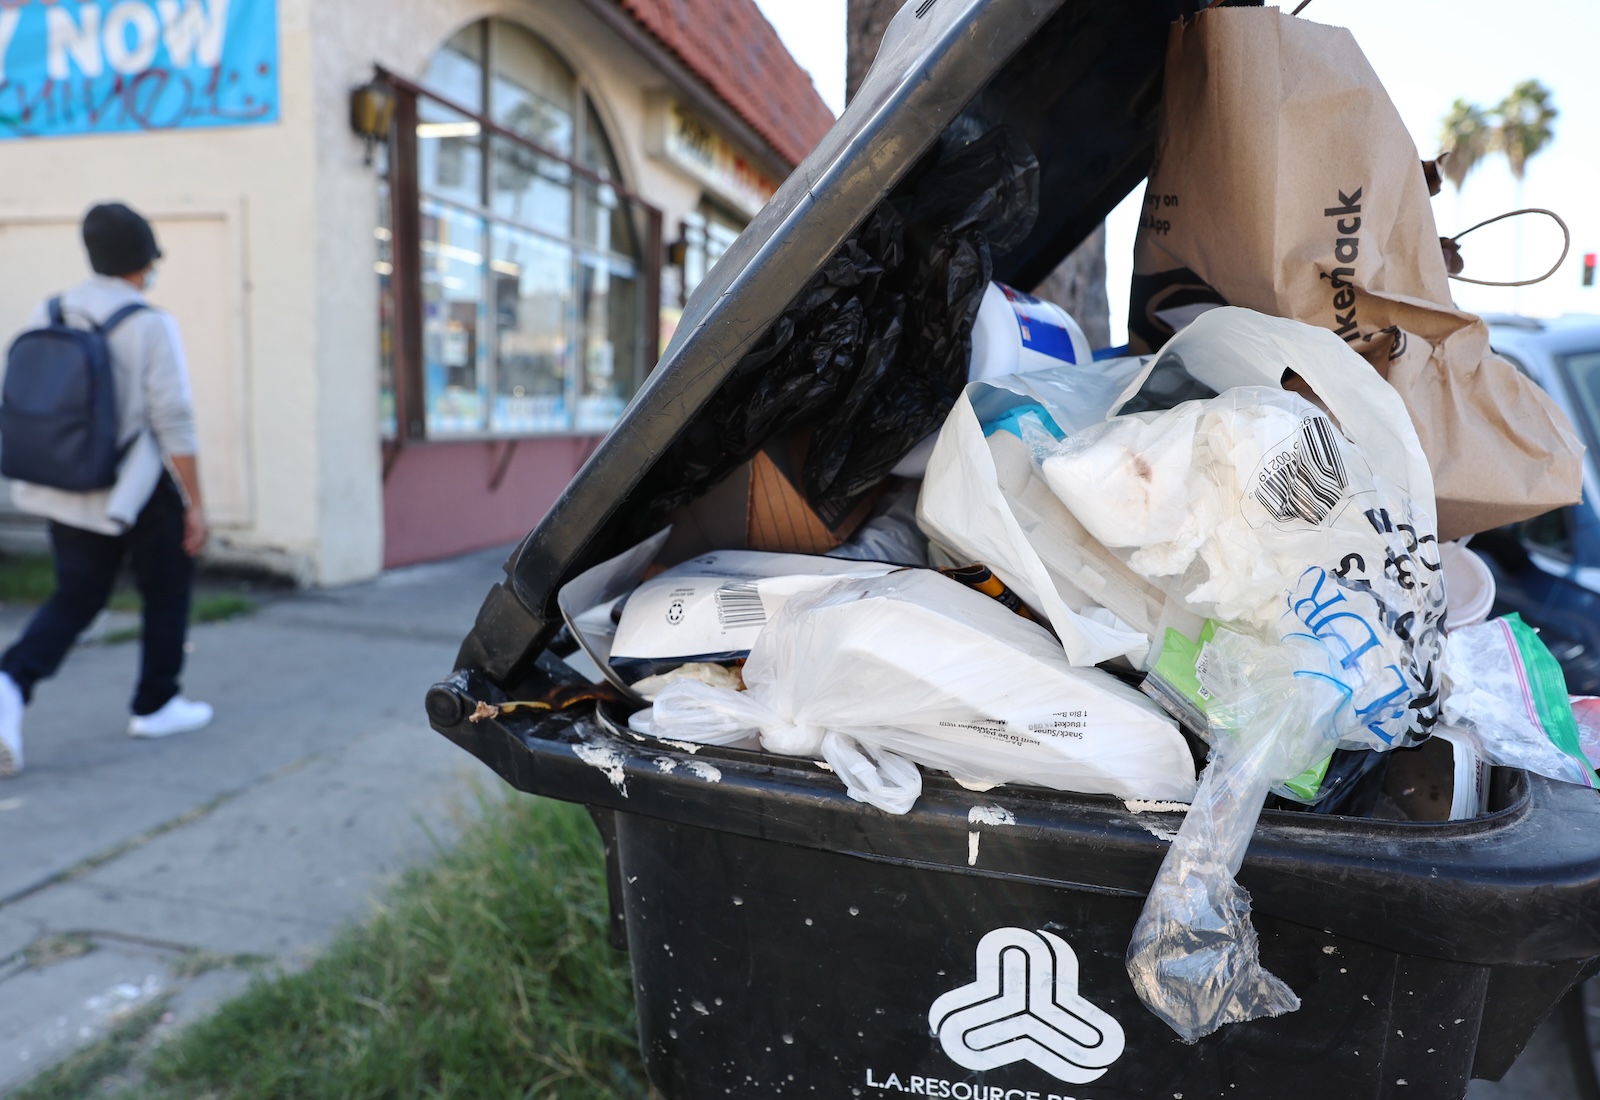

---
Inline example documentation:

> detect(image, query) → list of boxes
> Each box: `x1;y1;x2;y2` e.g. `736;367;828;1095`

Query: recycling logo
929;928;1124;1084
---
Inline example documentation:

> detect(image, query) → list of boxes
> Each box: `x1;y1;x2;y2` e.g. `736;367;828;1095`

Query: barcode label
714;581;766;628
1253;415;1349;525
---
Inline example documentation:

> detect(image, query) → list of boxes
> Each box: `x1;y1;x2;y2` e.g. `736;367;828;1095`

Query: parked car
1479;315;1600;1099
1474;315;1600;695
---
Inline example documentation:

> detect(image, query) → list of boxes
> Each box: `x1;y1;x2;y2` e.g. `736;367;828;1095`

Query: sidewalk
0;546;512;1094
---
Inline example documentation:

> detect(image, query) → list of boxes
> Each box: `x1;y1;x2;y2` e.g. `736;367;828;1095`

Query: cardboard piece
1127;7;1583;541
659;433;881;564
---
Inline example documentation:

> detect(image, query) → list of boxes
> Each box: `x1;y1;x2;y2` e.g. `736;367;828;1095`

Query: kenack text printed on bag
1321;187;1364;341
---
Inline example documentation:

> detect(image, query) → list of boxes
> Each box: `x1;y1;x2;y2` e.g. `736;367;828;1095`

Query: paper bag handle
1446;208;1572;287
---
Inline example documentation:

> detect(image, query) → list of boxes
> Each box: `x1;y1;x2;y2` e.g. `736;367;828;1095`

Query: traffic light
1585;253;1597;288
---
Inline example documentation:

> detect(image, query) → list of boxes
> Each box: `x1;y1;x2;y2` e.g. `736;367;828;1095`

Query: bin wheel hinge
425;683;471;727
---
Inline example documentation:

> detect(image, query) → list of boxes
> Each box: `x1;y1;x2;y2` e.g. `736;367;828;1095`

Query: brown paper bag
1128;7;1582;541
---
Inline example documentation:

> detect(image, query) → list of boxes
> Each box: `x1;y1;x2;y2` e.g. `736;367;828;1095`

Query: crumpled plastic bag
631;569;1197;813
827;484;928;565
916;354;1175;667
1442;614;1599;789
1034;309;1446;753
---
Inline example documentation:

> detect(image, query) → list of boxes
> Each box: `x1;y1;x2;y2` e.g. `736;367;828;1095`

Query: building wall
310;0;719;572
0;0;324;578
0;0;783;584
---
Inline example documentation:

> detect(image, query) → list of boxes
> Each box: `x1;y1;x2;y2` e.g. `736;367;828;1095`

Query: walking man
0;202;213;777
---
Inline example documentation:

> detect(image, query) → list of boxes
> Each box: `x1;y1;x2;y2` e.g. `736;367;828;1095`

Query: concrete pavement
0;546;513;1094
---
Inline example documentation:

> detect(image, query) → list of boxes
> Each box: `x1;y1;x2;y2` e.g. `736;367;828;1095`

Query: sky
753;0;1600;344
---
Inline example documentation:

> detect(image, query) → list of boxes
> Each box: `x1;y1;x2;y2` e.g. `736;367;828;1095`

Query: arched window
378;19;658;440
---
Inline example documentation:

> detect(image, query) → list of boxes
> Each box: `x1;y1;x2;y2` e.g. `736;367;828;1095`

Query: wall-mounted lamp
349;73;396;166
665;236;688;268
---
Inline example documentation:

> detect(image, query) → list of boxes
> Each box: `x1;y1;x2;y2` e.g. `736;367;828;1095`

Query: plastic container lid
1441;542;1496;630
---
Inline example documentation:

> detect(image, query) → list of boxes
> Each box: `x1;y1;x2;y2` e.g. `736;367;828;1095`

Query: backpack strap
47;297;65;327
99;302;148;334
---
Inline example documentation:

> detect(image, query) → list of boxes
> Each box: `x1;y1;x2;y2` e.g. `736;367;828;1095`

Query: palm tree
1438;99;1492;192
1494;79;1558;184
1493;80;1558;302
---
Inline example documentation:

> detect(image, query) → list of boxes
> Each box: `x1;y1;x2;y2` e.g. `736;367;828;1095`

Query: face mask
142;267;159;291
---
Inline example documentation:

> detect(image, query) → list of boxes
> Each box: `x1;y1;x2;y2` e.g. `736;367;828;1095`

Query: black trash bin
426;2;1600;1097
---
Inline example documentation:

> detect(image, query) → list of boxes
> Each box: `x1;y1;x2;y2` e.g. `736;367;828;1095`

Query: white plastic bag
917;355;1176;666
609;551;897;681
633;569;1197;812
1442;615;1599;789
1037;308;1446;752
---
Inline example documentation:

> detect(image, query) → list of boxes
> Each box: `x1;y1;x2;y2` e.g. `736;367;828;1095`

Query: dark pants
1;475;192;716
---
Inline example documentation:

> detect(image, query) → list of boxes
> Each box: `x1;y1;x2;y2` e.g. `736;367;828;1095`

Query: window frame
377;34;662;444
679;198;746;307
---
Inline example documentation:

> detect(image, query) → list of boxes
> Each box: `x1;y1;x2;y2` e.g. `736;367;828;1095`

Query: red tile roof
616;0;836;168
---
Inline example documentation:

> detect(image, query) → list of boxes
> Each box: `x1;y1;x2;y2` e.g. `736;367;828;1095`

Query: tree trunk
845;0;1110;348
1029;223;1111;349
846;0;899;104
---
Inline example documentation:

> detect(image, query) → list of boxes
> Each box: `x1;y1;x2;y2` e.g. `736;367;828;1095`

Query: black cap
81;203;162;277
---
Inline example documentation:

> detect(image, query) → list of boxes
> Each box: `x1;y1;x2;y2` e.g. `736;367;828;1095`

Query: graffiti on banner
0;0;278;139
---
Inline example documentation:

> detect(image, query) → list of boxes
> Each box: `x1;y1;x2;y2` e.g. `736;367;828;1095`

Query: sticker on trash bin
928;928;1124;1084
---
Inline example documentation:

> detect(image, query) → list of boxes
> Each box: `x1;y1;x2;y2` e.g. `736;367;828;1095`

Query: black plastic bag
634;125;1040;525
1265;748;1392;817
803;127;1039;519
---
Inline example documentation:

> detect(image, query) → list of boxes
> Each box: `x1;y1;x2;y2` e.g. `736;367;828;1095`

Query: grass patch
169;948;272;981
0;554;260;637
9;996;171;1100
118;796;646;1100
190;593;256;624
0;554;56;605
100;594;262;644
23;932;94;969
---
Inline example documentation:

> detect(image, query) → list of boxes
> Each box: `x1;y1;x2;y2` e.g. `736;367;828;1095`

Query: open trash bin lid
426;2;1600;1097
451;0;1199;684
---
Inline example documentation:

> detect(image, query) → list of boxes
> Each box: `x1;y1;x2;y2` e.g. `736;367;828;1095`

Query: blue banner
0;0;278;139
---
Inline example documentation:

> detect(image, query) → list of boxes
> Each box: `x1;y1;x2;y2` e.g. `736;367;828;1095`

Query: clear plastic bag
1126;629;1351;1043
631;569;1197;813
1442;614;1599;789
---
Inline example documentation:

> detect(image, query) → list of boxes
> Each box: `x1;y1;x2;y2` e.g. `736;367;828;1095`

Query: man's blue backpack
0;297;143;491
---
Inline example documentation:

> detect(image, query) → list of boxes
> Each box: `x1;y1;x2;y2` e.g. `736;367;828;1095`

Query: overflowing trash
516;0;1599;1059
560;301;1592;1043
631;568;1197;813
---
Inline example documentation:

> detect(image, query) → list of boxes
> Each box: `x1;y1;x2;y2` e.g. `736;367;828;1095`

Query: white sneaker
0;673;21;777
128;696;213;739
